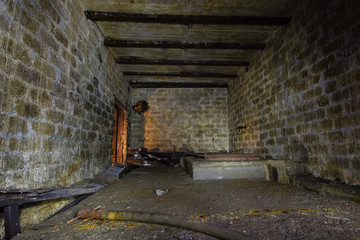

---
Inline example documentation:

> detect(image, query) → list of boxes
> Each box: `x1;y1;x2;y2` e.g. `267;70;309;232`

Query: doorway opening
112;98;128;165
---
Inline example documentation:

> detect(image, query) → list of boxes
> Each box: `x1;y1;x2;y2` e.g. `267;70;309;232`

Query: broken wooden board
0;184;104;208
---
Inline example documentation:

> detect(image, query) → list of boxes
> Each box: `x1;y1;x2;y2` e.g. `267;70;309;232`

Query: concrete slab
184;157;288;183
191;160;266;180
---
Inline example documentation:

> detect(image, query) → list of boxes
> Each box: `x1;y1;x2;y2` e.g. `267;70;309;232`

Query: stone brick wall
131;88;229;153
228;0;360;184
0;0;129;235
0;0;129;190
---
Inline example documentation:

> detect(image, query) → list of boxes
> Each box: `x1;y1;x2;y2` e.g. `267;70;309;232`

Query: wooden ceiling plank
105;39;265;50
130;81;229;88
116;59;249;66
123;72;237;78
85;11;291;25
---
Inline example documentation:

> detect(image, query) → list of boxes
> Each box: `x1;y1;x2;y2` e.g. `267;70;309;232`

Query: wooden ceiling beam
123;72;237;78
85;11;291;25
104;39;265;50
116;58;249;66
130;81;228;88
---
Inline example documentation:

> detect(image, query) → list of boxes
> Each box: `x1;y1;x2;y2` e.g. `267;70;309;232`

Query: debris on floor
12;166;360;240
126;148;180;167
155;189;168;196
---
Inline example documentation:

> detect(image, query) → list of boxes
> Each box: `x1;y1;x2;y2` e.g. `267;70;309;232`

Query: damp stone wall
131;88;229;153
228;0;360;185
0;0;129;236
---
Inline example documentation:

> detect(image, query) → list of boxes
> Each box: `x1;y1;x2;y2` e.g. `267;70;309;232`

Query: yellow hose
76;209;257;240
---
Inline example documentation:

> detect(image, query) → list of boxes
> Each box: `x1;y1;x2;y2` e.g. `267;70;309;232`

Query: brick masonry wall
131;88;229;153
228;0;360;184
0;0;129;189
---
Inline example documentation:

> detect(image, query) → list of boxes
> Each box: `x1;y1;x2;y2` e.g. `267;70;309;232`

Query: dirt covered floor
13;166;360;240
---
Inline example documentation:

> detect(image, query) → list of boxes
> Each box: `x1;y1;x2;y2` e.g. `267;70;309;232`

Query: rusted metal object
204;153;264;161
130;81;228;88
116;58;249;66
84;11;291;26
104;39;266;50
124;71;237;78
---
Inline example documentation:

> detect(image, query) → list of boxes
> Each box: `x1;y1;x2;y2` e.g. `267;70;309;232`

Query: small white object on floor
155;189;168;196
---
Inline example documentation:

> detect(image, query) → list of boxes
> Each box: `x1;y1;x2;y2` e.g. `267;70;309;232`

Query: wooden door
112;100;127;165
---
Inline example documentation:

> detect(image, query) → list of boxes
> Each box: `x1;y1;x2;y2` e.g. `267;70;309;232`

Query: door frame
112;97;128;165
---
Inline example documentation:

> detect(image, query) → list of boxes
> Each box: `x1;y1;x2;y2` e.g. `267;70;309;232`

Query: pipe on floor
76;209;257;240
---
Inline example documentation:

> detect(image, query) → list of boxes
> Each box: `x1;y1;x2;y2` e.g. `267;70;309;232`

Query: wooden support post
4;205;20;240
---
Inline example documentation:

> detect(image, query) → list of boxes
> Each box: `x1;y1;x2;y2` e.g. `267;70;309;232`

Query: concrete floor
14;166;360;240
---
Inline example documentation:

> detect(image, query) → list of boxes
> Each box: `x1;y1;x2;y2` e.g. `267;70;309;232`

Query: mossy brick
51;83;67;98
15;5;39;34
325;80;337;94
293;80;308;93
43;138;61;151
23;32;42;55
2;154;25;171
335;113;360;129
326;104;343;118
302;87;322;100
15;101;41;119
70;69;80;83
54;98;66;110
46;109;65;124
331;89;350;103
40;1;61;23
16;63;41;86
40;61;56;80
58;126;73;138
84;101;93;111
54;29;68;48
0;138;7;151
302;134;319;144
9;137;41;151
2;116;28;133
13;42;31;65
0;12;11;32
40;30;59;52
60;74;75;89
304;111;318;121
324;61;347;80
0;90;14;112
342;69;360;86
87;84;94;93
30;89;52;106
32;121;55;136
9;79;27;97
311;119;335;132
4;36;14;54
316;95;329;107
89;95;97;105
265;138;275;145
0;51;7;72
310;58;330;74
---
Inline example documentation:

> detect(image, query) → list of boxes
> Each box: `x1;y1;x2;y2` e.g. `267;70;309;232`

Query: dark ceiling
79;0;300;88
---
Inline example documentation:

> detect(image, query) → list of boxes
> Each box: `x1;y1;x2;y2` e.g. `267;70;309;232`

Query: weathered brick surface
131;88;229;153
228;0;360;185
0;0;130;236
0;0;129;189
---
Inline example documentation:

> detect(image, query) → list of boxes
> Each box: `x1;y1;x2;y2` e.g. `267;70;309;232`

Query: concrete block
190;161;266;180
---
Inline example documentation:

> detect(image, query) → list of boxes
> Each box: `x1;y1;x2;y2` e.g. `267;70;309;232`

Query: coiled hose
76;209;257;240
